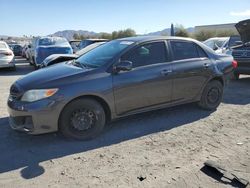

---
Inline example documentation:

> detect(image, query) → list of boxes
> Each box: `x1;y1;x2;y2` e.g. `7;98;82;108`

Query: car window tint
197;46;208;58
121;42;167;68
170;41;200;60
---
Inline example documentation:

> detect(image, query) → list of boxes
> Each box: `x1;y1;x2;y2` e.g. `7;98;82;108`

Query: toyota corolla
8;36;236;140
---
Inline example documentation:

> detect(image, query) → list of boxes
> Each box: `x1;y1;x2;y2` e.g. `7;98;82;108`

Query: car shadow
200;165;248;188
0;57;34;76
223;76;250;105
0;103;212;179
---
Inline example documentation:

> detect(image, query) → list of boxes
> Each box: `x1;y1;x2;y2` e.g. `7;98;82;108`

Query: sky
1;0;250;36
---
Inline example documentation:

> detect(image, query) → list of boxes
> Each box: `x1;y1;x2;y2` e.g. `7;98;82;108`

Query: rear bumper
0;58;15;68
234;59;250;74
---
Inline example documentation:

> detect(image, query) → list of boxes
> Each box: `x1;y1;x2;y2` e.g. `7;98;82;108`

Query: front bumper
7;97;64;135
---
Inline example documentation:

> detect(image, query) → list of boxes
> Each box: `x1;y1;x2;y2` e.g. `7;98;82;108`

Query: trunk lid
235;19;250;43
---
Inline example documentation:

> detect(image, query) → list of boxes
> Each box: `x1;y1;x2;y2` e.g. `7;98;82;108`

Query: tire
233;73;240;80
59;98;106;140
10;65;16;71
198;80;223;111
34;64;39;70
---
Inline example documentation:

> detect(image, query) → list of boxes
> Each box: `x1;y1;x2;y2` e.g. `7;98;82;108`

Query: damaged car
8;36;235;140
34;37;73;68
230;19;250;79
39;42;106;68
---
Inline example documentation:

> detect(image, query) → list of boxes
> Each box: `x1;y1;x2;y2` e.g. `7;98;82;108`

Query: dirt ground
0;58;249;188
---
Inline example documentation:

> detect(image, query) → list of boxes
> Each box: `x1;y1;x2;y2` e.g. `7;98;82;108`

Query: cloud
230;9;250;16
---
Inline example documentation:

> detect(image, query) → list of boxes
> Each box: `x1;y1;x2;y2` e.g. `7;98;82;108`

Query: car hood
235;19;250;43
41;54;78;67
45;54;77;62
16;63;90;91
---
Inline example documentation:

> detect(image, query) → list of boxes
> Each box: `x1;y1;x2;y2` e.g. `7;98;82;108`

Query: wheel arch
210;76;224;86
58;95;112;128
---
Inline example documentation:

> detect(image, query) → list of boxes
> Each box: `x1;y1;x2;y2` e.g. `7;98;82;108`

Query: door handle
161;69;172;76
203;63;210;69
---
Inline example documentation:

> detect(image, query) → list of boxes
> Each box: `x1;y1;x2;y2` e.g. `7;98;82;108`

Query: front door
112;41;173;115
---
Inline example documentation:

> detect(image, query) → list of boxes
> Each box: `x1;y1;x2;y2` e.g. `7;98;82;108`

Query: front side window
121;42;167;68
170;41;202;60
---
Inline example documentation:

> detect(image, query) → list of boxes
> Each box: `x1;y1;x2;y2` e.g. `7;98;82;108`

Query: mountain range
51;27;195;40
0;27;195;41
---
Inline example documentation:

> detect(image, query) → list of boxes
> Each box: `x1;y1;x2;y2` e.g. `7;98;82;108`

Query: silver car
0;41;15;70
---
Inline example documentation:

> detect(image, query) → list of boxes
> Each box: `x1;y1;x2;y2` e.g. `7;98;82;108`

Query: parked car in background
12;44;23;56
0;41;15;70
218;35;242;54
229;19;250;79
8;44;16;51
22;44;29;58
34;37;73;68
69;40;81;53
78;39;108;50
8;36;235;140
26;37;40;65
40;42;106;68
203;37;229;52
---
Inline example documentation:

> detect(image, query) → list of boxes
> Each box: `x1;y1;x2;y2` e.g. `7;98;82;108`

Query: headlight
21;89;58;102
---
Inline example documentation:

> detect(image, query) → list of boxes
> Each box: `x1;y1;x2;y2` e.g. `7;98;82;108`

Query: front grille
232;50;250;59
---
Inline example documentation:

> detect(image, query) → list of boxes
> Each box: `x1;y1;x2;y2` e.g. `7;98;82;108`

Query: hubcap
207;87;220;104
70;109;96;131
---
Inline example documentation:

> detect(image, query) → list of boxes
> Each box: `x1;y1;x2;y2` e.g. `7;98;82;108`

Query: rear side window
197;46;208;58
170;41;206;60
121;42;167;68
0;43;7;49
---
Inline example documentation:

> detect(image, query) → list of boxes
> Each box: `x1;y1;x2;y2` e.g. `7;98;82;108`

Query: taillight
0;51;12;56
232;60;238;68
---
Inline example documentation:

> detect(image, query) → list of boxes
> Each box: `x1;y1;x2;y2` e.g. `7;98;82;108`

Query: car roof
117;36;199;43
83;39;108;41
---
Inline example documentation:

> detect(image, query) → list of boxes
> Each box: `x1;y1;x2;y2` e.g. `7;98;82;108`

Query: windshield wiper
72;60;85;69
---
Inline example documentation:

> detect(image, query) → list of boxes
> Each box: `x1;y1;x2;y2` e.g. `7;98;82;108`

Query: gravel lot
0;57;249;188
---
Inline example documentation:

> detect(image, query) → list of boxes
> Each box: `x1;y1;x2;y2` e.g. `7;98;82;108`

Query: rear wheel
59;98;106;140
233;73;240;80
198;80;223;110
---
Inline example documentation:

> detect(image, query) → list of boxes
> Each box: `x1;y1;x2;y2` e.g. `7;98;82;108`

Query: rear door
112;41;173;115
169;40;213;102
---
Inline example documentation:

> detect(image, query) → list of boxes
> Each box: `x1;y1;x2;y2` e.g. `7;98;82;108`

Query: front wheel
59;98;106;140
198;80;223;111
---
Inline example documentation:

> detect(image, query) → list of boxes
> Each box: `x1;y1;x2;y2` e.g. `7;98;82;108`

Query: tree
194;30;213;41
174;25;189;37
73;33;80;40
193;29;238;41
112;29;136;39
99;32;112;39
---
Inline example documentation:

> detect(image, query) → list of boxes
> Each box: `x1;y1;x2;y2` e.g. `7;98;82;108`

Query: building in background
195;23;238;33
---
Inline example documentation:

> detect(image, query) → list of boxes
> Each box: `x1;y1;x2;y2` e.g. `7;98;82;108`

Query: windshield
75;40;133;68
75;42;105;56
38;37;68;46
0;43;7;49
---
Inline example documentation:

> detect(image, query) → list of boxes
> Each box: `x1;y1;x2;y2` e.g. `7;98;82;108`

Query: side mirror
114;61;132;72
